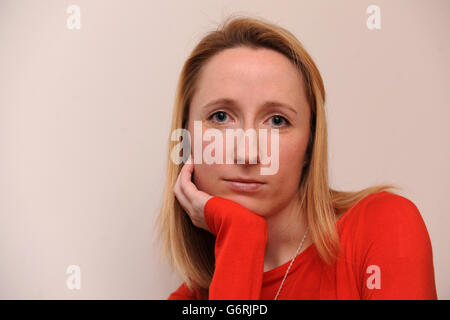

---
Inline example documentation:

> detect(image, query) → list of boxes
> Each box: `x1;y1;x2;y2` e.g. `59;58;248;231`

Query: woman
156;16;437;300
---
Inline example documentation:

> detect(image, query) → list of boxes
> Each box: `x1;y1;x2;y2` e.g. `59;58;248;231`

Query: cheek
280;140;304;166
192;163;222;193
275;136;307;180
192;163;209;189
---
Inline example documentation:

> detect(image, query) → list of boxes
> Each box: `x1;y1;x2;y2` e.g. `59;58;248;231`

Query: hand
173;155;214;232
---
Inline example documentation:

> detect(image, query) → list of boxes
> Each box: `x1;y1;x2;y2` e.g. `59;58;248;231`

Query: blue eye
207;112;290;127
270;115;290;127
208;111;228;123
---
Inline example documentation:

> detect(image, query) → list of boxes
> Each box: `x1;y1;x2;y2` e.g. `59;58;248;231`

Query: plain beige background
0;0;448;299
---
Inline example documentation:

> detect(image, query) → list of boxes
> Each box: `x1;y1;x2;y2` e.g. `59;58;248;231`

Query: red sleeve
203;196;268;300
359;193;437;299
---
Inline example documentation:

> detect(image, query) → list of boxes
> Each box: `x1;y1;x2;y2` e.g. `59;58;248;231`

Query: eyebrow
201;98;298;115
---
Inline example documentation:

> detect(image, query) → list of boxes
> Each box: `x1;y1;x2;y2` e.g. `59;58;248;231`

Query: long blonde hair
156;15;399;299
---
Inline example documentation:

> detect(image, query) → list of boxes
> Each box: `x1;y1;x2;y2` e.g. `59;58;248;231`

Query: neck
263;194;311;272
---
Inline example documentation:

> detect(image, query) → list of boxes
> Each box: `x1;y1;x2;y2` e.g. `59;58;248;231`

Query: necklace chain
274;226;309;300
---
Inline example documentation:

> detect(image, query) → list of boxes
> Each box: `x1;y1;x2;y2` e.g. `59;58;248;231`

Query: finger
186;153;193;165
173;166;182;198
175;155;190;191
174;165;191;212
179;155;213;207
179;158;197;201
175;187;190;214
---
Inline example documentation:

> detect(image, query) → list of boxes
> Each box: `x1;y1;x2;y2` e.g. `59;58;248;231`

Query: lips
223;178;265;192
224;177;265;184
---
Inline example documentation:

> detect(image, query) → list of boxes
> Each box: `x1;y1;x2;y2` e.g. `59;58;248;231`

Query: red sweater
168;191;437;300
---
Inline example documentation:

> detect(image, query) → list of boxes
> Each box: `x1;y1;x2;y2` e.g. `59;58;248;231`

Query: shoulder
339;191;424;229
337;191;437;299
339;191;432;258
366;191;420;216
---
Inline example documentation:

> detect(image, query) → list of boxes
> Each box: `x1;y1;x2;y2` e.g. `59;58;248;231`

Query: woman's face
186;46;311;217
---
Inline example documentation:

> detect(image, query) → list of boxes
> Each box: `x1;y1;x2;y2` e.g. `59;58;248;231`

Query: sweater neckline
262;241;315;282
262;206;349;282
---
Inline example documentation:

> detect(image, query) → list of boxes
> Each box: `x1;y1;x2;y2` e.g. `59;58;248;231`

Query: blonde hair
156;15;399;299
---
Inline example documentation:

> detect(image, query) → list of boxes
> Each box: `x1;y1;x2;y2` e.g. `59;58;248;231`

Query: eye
208;111;229;124
270;115;290;127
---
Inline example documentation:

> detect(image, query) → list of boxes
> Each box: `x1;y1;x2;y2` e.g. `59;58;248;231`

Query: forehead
190;46;308;114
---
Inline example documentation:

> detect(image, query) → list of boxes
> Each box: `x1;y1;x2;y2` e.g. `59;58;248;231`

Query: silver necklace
274;226;309;300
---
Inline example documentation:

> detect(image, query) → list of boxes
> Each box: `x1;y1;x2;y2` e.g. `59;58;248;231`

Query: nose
234;125;260;165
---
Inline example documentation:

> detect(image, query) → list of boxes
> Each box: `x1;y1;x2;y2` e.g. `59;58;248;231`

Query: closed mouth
223;178;265;184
